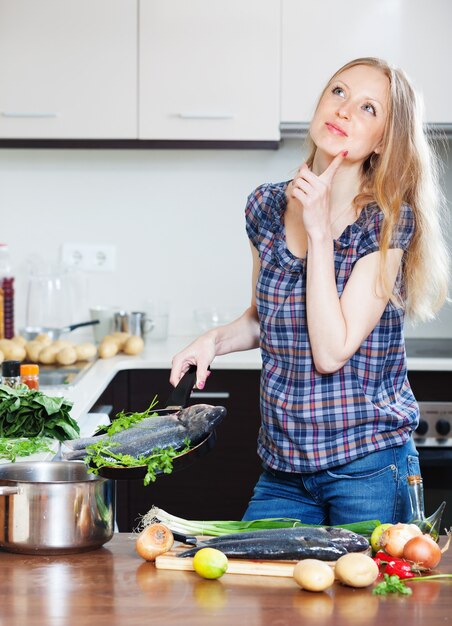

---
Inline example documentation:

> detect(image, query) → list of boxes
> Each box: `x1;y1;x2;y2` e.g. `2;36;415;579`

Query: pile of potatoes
0;335;97;366
98;333;144;358
0;331;144;366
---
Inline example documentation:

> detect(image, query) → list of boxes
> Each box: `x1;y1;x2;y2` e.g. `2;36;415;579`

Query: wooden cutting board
155;542;335;578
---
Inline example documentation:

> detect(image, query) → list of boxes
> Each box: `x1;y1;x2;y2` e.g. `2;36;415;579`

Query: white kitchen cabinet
0;0;137;139
281;0;452;125
139;0;281;142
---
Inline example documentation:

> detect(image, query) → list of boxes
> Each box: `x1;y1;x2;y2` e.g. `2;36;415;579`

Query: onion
403;535;442;569
136;523;174;561
380;523;422;557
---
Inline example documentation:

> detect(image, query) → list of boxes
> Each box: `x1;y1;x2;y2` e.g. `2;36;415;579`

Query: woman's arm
291;153;404;374
170;243;261;388
306;235;403;373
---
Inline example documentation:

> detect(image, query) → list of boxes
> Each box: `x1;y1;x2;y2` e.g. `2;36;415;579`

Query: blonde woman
171;58;449;524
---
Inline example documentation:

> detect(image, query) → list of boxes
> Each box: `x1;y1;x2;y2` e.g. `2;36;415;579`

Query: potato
123;335;144;356
98;339;119;359
35;333;53;345
52;339;74;351
7;344;26;362
38;345;60;365
26;340;44;362
293;559;335;592
334;553;379;588
11;335;27;347
0;339;25;361
75;342;97;361
0;339;13;359
56;346;78;366
110;332;131;349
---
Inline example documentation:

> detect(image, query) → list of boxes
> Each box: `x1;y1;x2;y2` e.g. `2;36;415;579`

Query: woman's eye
332;86;345;97
363;103;376;115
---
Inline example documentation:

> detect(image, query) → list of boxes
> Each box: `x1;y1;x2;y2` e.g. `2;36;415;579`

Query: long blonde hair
306;57;449;322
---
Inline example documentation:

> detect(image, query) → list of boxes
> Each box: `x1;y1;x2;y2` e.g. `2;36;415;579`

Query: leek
141;506;380;538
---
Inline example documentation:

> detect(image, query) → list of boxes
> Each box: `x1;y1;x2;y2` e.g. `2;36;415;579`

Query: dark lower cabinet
93;369;262;531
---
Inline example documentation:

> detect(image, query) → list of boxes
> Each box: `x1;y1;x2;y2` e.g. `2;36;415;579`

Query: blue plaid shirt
246;181;419;473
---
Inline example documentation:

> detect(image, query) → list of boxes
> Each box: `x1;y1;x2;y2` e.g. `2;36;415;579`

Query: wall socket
61;242;117;272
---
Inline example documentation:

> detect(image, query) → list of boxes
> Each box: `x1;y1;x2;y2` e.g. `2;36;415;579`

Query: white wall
1;138;451;340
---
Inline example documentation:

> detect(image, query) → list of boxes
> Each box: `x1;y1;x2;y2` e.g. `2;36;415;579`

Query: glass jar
20;363;40;390
1;360;21;388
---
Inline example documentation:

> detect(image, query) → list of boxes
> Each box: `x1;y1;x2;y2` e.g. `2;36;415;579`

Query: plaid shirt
246;181;419;473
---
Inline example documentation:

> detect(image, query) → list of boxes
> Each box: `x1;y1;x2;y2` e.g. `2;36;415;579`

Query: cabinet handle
1;111;58;118
177;112;234;120
190;391;230;399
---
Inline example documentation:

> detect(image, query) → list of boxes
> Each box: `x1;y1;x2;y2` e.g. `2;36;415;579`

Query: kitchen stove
414;402;452;448
405;338;452;448
404;338;452;527
405;337;452;359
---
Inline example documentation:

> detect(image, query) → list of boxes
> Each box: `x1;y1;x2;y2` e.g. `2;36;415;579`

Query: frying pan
22;320;100;341
89;365;222;480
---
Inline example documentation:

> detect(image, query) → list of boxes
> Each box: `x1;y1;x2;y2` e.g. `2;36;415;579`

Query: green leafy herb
372;574;413;596
100;396;159;436
0;384;79;441
0;436;54;462
85;436;191;486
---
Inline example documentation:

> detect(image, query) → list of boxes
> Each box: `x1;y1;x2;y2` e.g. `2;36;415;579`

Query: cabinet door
116;369;262;531
0;0;137;138
281;0;452;124
139;0;281;141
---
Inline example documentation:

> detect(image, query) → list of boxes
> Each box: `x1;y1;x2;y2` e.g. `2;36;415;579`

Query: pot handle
0;486;20;496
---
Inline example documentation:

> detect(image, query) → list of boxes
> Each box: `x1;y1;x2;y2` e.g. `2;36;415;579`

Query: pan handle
0;486;21;496
164;365;197;409
66;320;100;332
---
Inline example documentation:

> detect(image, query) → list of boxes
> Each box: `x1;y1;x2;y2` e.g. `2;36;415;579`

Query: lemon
370;523;392;553
192;547;228;580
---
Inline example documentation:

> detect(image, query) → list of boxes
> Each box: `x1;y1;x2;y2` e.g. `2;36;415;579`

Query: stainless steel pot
0;461;115;555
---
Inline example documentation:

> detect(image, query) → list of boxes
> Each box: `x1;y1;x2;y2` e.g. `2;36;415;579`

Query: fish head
181;405;227;443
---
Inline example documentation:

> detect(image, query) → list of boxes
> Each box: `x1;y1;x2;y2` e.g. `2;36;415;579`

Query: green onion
140;507;380;537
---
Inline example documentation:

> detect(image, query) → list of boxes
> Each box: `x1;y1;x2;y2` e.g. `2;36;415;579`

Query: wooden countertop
1;534;451;626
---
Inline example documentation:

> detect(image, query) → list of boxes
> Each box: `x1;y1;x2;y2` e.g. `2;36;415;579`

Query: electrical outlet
61;243;117;272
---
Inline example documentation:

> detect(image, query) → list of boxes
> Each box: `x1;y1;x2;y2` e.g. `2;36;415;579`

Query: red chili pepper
373;551;418;579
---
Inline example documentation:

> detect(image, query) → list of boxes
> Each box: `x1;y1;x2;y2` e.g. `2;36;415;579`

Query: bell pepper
373;551;420;579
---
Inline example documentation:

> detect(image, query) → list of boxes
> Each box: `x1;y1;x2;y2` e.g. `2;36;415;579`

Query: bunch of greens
0;384;79;441
0;436;54;462
86;437;191;486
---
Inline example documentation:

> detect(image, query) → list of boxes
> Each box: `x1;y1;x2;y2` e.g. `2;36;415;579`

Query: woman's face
310;64;390;163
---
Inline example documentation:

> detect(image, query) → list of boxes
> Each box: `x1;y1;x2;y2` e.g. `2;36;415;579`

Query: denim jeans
242;439;420;525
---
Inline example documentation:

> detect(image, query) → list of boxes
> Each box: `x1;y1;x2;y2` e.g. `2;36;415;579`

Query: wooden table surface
0;533;451;626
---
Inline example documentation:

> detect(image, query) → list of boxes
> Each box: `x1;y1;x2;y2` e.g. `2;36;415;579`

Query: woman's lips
325;122;347;137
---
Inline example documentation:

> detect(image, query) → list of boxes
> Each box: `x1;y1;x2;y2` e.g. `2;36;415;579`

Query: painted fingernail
197;381;205;390
342;150;348;157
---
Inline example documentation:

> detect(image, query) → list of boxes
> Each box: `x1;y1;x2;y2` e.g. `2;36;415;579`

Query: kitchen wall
1;137;451;341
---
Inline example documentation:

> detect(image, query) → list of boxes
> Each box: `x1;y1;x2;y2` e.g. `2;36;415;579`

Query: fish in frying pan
62;404;226;461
